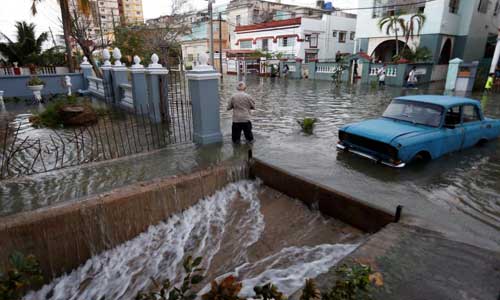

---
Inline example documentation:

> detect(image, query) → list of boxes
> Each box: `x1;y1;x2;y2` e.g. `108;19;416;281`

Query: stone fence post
186;53;223;145
130;55;148;113
445;58;463;91
80;57;93;90
101;49;114;103
111;48;128;104
146;54;169;123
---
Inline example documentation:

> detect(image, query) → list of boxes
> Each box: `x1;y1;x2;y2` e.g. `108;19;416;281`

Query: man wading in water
228;82;255;144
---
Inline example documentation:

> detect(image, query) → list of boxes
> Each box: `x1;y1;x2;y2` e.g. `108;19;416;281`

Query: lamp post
207;0;215;68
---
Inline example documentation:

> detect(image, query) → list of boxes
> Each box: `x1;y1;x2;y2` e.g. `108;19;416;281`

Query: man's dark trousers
232;121;254;143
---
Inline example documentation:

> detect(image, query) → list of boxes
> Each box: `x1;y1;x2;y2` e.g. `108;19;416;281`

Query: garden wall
0;162;248;280
0;73;84;98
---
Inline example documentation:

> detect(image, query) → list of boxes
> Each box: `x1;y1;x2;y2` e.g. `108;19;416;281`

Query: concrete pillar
146;53;169;123
111;48;128;104
186;53;223;145
79;57;93;90
101;49;113;103
445;58;463;91
130;55;148;113
489;29;500;73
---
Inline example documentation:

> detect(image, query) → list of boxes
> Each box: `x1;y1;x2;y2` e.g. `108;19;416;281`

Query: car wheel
412;151;431;164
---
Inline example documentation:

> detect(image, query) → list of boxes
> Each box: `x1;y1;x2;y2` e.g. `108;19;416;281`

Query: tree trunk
59;0;75;72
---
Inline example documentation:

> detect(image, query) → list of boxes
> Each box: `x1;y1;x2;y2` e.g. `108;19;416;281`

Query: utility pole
49;27;57;48
219;12;223;78
208;0;215;68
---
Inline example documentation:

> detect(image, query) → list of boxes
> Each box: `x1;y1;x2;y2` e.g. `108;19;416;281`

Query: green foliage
297;118;318;135
322;264;373;300
135;256;204;300
0;21;48;66
370;80;378;90
398;47;432;63
0;252;44;300
27;76;45;86
37;46;67;66
31;95;78;128
300;279;321;300
201;275;242;300
254;283;286;300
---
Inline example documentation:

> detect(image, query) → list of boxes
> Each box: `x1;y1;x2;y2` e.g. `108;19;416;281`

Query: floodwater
24;181;363;300
219;76;500;250
1;76;499;250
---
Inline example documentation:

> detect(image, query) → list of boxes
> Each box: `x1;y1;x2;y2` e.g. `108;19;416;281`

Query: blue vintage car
337;95;500;167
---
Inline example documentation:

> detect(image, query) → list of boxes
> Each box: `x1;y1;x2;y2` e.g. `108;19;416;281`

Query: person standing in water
377;64;387;87
228;82;255;144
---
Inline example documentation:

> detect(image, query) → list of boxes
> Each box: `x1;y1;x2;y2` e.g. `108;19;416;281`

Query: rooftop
395;95;479;108
235;17;301;32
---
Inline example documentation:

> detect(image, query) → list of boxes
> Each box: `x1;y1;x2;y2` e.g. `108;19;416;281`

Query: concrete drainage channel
1;155;498;299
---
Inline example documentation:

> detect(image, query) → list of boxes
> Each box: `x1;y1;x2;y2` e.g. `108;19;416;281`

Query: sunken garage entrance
1;157;397;299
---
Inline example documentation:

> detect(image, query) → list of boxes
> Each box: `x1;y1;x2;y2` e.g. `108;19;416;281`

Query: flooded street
1;76;499;250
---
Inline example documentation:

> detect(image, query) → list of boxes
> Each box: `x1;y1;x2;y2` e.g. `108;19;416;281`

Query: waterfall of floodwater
24;181;359;300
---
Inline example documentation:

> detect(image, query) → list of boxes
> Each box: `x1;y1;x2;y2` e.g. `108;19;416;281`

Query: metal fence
0;71;193;179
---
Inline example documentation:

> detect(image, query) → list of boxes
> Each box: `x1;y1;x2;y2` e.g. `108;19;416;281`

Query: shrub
297;118;318;135
201;276;242;300
30;95;79;128
27;76;45;86
254;283;286;300
0;252;44;300
300;279;321;300
321;263;374;300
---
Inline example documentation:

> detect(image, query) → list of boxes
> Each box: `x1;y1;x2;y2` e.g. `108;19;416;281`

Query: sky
0;0;358;42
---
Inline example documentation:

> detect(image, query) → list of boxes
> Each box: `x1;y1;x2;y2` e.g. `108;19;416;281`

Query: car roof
394;95;478;108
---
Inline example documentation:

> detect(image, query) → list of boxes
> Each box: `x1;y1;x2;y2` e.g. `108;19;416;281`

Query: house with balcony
232;12;357;63
356;0;500;64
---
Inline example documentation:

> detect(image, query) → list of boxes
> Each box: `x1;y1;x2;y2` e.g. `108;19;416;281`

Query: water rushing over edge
24;180;359;300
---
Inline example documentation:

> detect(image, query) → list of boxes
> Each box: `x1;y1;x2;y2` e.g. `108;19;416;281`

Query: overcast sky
0;0;358;41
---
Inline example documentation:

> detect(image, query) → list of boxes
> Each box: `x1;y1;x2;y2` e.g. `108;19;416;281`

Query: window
101;15;106;19
136;11;140;15
236;15;241;26
308;10;313;16
338;31;346;43
478;0;489;13
187;54;194;62
309;34;318;48
449;0;460;13
332;31;337;37
305;34;311;42
445;106;461;126
262;39;269;51
240;40;252;49
280;37;295;47
494;0;500;15
462;105;480;122
350;32;355;40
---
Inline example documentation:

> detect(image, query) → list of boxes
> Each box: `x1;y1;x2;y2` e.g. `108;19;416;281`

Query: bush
27;76;45;86
321;263;374;300
297;118;318;135
0;252;44;300
30;95;78;128
202;276;242;300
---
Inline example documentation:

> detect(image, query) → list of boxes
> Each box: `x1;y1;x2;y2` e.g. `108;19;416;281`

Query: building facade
118;0;144;25
232;12;357;62
356;0;500;63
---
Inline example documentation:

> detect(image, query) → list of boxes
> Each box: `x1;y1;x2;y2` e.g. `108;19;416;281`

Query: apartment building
118;0;144;25
232;12;357;62
356;0;500;63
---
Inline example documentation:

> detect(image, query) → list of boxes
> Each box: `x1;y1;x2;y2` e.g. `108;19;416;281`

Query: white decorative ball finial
102;49;111;66
148;53;162;68
131;55;144;69
113;48;122;66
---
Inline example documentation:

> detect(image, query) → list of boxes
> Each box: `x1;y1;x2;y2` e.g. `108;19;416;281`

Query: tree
378;14;406;56
404;12;426;46
31;0;91;72
0;21;48;65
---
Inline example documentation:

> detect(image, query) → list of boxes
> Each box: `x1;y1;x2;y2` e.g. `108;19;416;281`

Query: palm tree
31;0;90;72
378;13;406;56
0;21;48;65
404;12;426;46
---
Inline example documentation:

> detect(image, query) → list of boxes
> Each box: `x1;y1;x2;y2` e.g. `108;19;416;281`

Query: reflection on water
1;77;499;246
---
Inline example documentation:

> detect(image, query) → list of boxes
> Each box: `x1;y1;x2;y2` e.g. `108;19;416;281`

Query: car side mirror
444;124;456;129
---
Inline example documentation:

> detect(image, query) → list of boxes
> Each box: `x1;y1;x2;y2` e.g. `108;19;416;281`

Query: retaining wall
0;73;84;98
0;163;247;279
250;158;395;233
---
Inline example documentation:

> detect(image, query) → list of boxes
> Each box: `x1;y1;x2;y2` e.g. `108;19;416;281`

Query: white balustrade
120;83;134;108
88;76;105;97
370;66;397;77
316;64;343;74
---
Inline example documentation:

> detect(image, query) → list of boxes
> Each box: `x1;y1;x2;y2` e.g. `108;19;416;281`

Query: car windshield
382;99;443;127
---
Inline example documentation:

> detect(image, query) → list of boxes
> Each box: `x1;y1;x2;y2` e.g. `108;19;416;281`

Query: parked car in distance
337;95;500;168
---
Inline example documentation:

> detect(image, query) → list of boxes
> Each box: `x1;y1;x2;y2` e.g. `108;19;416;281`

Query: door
461;104;483;148
442;105;465;154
